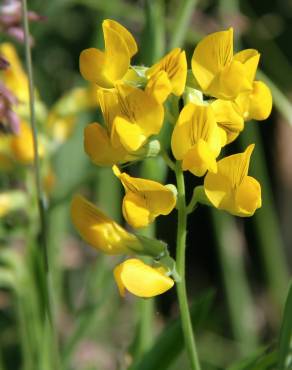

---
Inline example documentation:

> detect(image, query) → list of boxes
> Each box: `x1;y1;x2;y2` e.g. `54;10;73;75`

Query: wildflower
171;103;222;176
146;48;187;98
79;19;137;88
192;28;260;100
113;258;174;297
71;195;143;255
84;84;164;165
145;70;172;104
204;144;261;216
113;166;176;228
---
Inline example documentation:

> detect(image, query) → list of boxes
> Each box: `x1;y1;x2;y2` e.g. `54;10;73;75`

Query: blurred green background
1;0;292;369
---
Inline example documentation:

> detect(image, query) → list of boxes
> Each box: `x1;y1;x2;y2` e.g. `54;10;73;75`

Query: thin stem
175;162;201;370
161;150;175;171
21;2;61;369
21;0;49;272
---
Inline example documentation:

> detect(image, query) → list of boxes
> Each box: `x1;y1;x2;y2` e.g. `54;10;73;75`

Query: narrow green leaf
278;281;292;369
228;347;277;370
129;290;215;370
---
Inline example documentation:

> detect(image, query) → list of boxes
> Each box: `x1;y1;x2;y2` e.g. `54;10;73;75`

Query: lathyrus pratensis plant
71;20;272;369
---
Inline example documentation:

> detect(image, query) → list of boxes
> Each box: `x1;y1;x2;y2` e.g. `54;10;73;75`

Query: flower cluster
72;20;272;298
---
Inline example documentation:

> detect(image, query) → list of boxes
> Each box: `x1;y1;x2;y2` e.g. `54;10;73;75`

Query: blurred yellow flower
113;166;176;228
84;84;164;166
79;19;137;88
71;195;142;255
171;103;222;176
192;29;260;100
10;121;44;164
113;258;174;297
204;144;262;217
146;48;187;98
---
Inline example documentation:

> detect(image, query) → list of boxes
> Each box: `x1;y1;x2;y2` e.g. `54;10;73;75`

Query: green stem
175;162;201;370
21;2;60;368
21;0;48;272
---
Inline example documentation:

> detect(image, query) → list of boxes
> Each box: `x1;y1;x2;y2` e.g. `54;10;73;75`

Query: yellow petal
115;171;176;228
122;192;151;228
204;144;259;217
79;48;111;87
207;60;252;100
103;22;131;82
233;49;260;84
97;89;119;131
192;28;233;91
112;117;146;152
147;48;187;96
182;139;217;177
71;195;138;254
235;176;262;216
217;144;255;188
211;99;244;144
115;84;164;138
204;170;233;210
171;103;218;160
246;81;273;121
103;19;138;57
145;70;172;103
84;123;129;166
113;259;174;298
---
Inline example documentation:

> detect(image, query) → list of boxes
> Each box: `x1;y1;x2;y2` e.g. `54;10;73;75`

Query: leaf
278;280;292;369
228;348;277;370
129;289;215;370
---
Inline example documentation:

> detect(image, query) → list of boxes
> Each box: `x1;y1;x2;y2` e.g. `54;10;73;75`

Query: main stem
175;163;201;370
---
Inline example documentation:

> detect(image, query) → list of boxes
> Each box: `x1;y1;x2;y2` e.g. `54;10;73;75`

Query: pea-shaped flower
71;195;143;255
192;28;260;100
114;258;174;298
84;84;164;166
204;144;262;217
171;103;222;176
146;48;187;100
79;19;137;88
113;166;176;228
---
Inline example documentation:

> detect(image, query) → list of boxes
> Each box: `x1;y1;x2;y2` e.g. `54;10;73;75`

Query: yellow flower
204;144;261;217
191;28;260;100
146;48;187;98
79;19;137;88
0;43;29;103
234;81;272;121
113;258;174;297
71;195;143;255
113;166;176;228
145;70;172;104
171;103;222;176
211;99;244;146
84;84;164;166
10;121;44;164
